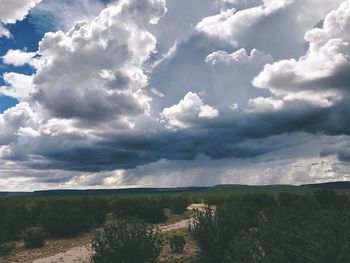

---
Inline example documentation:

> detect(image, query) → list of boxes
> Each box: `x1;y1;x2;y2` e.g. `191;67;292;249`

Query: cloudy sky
1;0;350;191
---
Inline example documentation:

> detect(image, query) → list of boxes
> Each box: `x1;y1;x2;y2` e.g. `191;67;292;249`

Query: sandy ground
32;245;92;263
186;203;208;212
26;218;196;263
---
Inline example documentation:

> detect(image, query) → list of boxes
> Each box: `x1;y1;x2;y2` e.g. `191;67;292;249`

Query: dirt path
159;218;195;232
30;218;195;263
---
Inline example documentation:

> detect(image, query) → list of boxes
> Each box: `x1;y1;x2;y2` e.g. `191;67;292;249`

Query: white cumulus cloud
2;49;37;66
25;0;167;129
161;92;219;129
253;1;350;107
0;73;34;101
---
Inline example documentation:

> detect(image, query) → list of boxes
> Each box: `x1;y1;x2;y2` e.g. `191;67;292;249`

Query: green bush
39;198;106;237
22;227;46;248
0;197;108;242
189;207;232;262
40;204;81;237
169;235;186;253
111;197;167;224
0;241;14;256
0;201;29;242
168;197;191;214
224;231;267;263
92;218;162;263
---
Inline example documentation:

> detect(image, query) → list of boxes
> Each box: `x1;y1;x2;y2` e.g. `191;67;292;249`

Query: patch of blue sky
0;96;18;112
0;16;43;112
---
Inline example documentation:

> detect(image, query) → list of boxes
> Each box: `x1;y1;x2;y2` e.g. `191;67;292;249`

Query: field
1;182;350;262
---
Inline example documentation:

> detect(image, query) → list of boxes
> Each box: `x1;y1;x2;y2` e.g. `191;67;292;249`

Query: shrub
39;199;89;237
189;207;234;263
0;242;14;256
22;227;46;248
224;231;267;263
111;197;167;223
168;197;190;214
0;201;29;241
92;218;162;263
169;235;186;253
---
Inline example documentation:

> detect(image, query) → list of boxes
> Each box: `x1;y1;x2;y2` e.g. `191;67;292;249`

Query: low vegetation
0;195;192;245
0;241;14;256
22;227;46;248
92;218;162;263
169;234;186;253
110;197;167;223
190;190;350;263
1;187;350;263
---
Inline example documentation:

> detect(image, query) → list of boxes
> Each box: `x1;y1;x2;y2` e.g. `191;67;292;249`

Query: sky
1;0;350;191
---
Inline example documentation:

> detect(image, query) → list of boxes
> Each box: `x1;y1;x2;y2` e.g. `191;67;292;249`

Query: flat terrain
1;205;203;263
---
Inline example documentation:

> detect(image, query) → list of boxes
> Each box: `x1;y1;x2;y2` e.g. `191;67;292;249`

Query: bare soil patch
33;245;92;263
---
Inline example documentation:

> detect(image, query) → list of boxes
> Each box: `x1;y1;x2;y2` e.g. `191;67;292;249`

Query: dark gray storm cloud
17;98;350;173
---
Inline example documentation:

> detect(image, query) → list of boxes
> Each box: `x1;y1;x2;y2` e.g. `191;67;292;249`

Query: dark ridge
0;187;209;198
302;181;350;190
32;187;209;197
210;184;305;193
0;192;31;198
1;181;350;198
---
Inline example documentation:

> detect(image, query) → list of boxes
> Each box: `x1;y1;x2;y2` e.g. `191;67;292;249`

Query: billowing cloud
161;92;218;129
0;0;168;171
0;102;39;146
254;1;350;106
29;0;166;128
